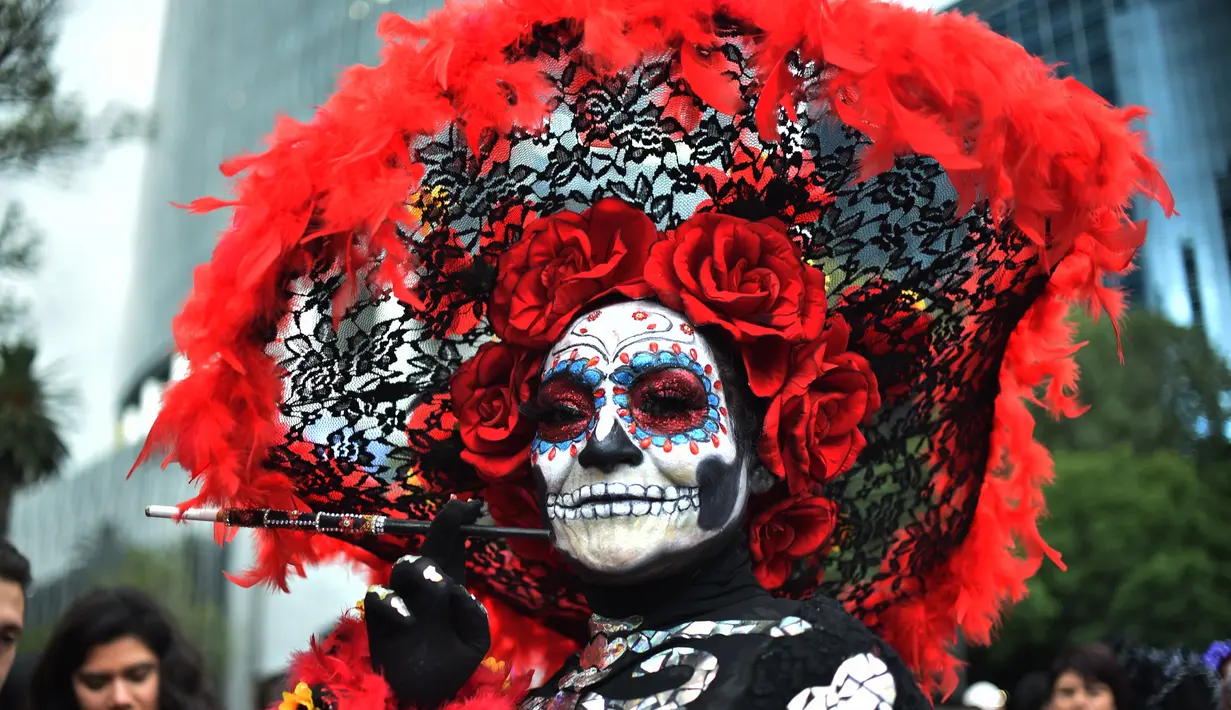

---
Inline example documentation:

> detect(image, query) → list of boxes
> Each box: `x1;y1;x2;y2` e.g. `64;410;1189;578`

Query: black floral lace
262;19;1047;642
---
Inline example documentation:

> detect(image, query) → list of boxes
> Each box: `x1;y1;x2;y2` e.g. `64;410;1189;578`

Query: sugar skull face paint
532;301;750;582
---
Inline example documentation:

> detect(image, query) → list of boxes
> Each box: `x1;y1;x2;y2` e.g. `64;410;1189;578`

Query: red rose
489;198;659;346
749;495;838;590
645;212;826;396
758;318;881;494
450;342;541;480
483;482;556;564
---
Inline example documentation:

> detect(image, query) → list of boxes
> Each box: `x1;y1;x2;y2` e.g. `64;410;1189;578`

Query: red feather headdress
137;0;1172;696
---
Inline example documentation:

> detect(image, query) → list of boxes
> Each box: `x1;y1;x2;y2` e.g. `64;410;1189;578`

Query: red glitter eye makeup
628;368;709;435
611;348;725;452
535;376;596;443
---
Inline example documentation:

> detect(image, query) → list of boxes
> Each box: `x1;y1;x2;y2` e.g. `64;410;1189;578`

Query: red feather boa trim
140;0;1174;698
282;614;529;710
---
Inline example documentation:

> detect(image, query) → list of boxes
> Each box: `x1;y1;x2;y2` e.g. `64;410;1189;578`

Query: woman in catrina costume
137;0;1173;707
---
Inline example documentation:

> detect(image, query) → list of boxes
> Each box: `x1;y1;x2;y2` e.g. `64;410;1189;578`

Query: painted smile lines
546;482;701;521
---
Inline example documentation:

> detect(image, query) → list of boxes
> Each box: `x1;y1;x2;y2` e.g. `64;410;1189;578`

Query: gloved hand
364;499;492;708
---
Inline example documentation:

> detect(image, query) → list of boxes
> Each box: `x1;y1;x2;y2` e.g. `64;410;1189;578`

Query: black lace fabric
262;19;1047;642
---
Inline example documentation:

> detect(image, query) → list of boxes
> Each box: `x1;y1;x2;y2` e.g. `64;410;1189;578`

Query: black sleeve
739;596;932;710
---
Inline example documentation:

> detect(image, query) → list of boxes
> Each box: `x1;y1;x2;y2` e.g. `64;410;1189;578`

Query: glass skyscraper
951;0;1231;359
12;3;441;709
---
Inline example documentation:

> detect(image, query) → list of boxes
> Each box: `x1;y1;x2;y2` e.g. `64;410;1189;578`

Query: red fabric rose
748;495;838;590
489;198;659;346
645;212;827;396
758;318;881;494
450;342;541;480
484;482;556;564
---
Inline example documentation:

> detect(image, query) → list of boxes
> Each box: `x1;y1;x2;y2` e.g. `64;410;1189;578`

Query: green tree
0;0;150;525
0;0;147;334
971;446;1231;687
0;342;68;535
1034;311;1231;458
971;312;1231;689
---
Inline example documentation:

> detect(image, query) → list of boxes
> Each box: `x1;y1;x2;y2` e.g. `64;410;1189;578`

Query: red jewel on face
713;380;722;391
647;323;657;330
579;327;588;334
689;441;699;455
671;344;682;354
640;437;652;449
632;311;648;321
662;441;672;453
649;343;659;352
570;444;578;457
548;448;557;461
619;353;631;364
587;357;600;367
680;323;694;335
712;435;720;447
704;364;712;374
690;349;698;359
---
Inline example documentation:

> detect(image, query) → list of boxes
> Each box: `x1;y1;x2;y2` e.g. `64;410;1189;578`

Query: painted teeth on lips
545;483;702;521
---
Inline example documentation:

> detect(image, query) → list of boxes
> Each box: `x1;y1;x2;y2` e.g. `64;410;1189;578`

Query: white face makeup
531;301;750;582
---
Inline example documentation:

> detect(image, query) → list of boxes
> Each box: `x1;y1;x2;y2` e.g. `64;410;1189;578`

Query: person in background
1110;637;1219;710
1009;670;1053;710
1204;641;1231;710
28;586;220;710
1049;643;1137;710
0;539;30;693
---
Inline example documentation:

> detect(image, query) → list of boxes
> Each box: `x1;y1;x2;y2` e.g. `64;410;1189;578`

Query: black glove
365;499;492;708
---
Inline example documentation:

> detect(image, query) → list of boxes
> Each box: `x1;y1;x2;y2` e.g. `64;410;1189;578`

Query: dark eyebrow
77;671;113;684
549;339;608;361
0;622;21;635
123;661;157;675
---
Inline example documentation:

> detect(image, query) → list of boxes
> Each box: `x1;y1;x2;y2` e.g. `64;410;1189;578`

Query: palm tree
0;342;67;535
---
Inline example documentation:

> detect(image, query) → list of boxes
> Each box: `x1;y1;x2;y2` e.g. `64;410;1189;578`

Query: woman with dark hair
1049;643;1137;710
1108;638;1220;710
28;587;219;710
1009;670;1054;710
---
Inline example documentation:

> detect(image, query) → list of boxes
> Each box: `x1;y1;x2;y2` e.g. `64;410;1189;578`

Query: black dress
519;540;931;710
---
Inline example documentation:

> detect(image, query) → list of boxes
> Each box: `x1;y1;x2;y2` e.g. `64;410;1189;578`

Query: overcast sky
10;0;955;471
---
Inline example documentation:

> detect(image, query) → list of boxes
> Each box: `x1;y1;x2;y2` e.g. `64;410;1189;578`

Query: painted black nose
577;426;644;473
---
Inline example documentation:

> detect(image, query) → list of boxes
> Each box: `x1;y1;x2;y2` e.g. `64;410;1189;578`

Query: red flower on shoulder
749;495;838;590
758;317;881;494
450;342;541;481
489;198;660;346
483;482;556;564
645;212;827;396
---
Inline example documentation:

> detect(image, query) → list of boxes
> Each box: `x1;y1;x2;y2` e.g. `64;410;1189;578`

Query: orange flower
279;682;316;710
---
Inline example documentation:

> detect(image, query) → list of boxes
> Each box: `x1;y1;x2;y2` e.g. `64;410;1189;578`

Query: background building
12;2;439;709
951;0;1231;360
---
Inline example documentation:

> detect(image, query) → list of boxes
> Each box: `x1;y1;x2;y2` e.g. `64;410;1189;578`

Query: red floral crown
452;197;880;589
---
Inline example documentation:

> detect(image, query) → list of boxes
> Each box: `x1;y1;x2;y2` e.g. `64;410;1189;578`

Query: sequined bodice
519;598;911;710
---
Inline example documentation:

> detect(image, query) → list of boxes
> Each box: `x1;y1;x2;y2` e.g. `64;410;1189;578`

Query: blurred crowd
0;539;220;710
997;641;1231;710
1;534;1227;710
